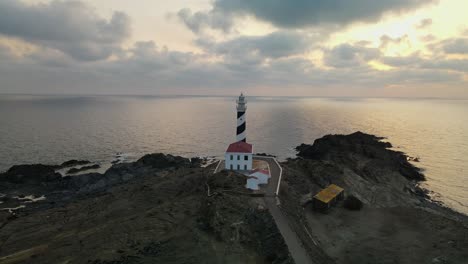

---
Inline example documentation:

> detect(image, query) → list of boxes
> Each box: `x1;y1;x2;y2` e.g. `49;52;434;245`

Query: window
230;164;233;170
244;155;248;161
244;165;247;170
237;155;240;160
230;155;233;160
237;164;240;170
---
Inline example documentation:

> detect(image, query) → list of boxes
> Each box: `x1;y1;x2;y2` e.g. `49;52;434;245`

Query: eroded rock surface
280;132;468;264
0;155;292;264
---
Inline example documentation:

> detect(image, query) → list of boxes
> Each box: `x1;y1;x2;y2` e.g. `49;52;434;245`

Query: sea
0;95;467;214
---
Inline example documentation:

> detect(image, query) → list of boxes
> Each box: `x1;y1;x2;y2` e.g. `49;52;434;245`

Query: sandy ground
306;205;468;264
252;160;269;171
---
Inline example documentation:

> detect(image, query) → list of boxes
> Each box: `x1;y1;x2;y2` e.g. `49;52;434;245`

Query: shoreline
0;132;467;263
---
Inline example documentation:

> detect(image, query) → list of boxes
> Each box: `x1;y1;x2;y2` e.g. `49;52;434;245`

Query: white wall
225;152;253;170
250;171;269;184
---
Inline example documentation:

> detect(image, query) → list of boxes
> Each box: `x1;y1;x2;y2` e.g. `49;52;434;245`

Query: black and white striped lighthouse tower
236;93;247;142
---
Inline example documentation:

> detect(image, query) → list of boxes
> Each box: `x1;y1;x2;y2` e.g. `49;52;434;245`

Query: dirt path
255;157;315;264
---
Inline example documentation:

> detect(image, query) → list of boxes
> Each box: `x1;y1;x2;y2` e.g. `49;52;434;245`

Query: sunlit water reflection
1;95;467;214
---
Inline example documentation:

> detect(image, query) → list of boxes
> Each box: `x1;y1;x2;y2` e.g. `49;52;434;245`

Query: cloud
419;34;436;42
1;22;467;97
324;43;381;68
380;34;410;49
1;45;465;96
5;36;460;94
197;31;314;65
179;0;436;33
177;8;234;34
441;38;468;55
422;59;468;73
416;18;433;29
0;0;130;61
382;54;468;73
115;41;199;73
0;43;14;60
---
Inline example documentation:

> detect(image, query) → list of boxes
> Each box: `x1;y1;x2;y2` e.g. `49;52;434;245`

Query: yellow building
313;184;345;211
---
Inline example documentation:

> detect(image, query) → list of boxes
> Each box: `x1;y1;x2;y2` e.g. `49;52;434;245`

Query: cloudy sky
0;0;467;97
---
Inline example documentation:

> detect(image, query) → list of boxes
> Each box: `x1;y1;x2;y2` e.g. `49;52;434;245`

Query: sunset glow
0;0;467;97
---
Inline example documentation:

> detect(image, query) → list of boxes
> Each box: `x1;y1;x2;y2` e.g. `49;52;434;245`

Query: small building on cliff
225;141;253;171
245;169;270;190
312;184;345;211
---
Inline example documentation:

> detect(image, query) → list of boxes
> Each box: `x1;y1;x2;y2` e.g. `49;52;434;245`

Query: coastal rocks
0;153;202;216
0;161;292;264
281;132;468;264
190;157;202;167
296;131;425;181
255;153;277;157
61;173;103;190
0;164;61;184
407;156;421;162
285;132;428;209
66;164;101;174
60;159;91;168
296;131;391;159
136;153;193;169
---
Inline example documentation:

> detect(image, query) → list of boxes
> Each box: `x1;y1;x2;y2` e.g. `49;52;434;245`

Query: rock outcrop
66;164;100;174
0;164;61;184
279;132;468;264
295;131;424;181
60;159;91;168
0;161;292;264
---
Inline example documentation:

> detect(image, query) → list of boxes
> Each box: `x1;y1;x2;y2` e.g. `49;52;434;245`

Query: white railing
213;160;222;174
273;158;283;196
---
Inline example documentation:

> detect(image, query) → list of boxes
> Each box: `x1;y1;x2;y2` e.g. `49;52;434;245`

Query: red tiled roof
226;141;253;153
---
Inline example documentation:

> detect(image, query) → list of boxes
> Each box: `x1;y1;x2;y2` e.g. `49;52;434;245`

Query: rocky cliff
279;132;468;264
0;154;292;264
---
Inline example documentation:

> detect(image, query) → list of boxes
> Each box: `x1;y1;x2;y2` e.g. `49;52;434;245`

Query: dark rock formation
136;153;193;169
280;132;467;264
343;195;363;211
190;157;202;167
296;131;424;181
66;164;101;174
0;162;292;264
255;153;277;157
0;153;200;211
60;159;91;168
0;164;61;184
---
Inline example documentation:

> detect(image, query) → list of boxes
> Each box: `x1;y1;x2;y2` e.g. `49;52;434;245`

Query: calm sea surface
1;95;467;213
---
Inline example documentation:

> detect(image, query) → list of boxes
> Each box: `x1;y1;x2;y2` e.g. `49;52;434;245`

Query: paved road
255;157;314;264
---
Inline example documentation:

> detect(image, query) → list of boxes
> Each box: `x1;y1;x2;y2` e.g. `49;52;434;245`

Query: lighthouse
236;93;247;142
224;93;253;171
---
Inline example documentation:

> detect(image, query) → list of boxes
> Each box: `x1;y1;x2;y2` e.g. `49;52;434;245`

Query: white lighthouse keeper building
225;93;253;171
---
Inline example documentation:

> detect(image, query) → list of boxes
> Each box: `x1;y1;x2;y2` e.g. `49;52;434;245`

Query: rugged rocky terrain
0;154;291;264
1;132;467;264
279;132;468;264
